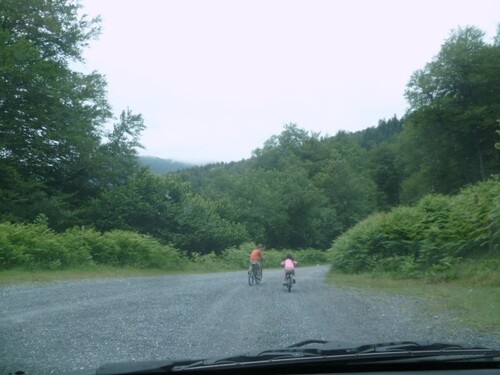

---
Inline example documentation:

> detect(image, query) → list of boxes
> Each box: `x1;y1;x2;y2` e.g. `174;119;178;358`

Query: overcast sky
79;0;499;164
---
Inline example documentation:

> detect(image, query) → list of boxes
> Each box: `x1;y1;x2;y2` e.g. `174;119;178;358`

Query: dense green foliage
1;0;108;200
1;0;499;267
0;0;146;231
330;178;499;276
0;220;186;270
401;26;500;202
0;221;326;271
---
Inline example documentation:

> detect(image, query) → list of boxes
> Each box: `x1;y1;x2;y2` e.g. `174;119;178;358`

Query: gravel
1;265;498;374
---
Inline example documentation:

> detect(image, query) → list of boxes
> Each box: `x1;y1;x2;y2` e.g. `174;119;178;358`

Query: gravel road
1;265;498;374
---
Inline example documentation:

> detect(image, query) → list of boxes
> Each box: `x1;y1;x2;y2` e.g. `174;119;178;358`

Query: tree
367;143;402;209
173;192;249;253
220;166;338;249
496;120;500;150
252;123;320;170
353;116;403;150
81;171;184;239
401;26;500;201
0;0;112;218
95;109;146;188
313;156;377;230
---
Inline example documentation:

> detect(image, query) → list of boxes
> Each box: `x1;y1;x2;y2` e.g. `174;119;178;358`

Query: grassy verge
0;258;328;285
0;266;187;285
326;270;500;335
0;263;253;285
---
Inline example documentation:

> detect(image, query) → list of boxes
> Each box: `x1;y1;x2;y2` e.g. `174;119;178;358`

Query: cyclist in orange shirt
249;244;265;273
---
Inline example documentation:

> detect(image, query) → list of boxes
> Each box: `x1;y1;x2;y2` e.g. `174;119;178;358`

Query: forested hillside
1;0;498;264
139;156;194;175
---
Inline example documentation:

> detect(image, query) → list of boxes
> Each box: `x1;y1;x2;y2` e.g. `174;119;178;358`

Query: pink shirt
281;258;297;270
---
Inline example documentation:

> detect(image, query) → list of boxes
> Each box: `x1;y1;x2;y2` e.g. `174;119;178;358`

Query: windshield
1;1;499;374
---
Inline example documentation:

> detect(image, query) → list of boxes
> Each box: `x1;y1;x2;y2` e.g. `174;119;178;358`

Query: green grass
0;258;326;285
326;270;500;335
0;263;250;285
0;266;186;285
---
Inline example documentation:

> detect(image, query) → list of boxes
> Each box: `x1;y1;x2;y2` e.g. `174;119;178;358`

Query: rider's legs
284;268;295;282
249;260;260;272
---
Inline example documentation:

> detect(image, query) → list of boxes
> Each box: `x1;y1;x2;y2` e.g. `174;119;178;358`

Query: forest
1;0;499;272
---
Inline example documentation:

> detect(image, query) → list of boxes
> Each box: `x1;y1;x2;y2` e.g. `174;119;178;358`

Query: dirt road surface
1;266;497;374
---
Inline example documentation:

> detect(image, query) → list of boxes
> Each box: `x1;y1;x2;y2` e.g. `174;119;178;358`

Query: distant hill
138;156;194;175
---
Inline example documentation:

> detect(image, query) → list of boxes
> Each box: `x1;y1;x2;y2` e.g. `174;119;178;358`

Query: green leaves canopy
402;26;500;201
0;0;111;206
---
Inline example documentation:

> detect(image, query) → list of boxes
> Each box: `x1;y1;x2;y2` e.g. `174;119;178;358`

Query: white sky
79;0;499;164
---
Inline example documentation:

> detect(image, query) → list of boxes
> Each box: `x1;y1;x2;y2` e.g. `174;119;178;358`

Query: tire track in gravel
1;265;498;374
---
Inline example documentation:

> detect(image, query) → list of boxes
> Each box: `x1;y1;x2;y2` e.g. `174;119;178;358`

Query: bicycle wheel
255;267;262;284
286;273;292;292
248;264;255;286
248;269;254;286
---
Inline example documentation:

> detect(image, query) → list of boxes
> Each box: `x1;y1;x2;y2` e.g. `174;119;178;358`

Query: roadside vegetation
327;265;499;335
328;178;499;334
329;179;499;277
0;224;328;283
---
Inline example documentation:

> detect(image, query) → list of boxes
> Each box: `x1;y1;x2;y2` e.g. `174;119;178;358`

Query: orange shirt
249;248;263;261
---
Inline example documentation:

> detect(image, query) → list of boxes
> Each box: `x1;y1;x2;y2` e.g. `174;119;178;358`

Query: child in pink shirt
281;254;297;284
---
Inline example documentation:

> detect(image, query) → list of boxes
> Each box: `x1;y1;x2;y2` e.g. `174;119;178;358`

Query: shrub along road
1;266;498;374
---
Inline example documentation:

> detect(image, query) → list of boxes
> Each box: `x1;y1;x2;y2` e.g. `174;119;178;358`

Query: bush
293;248;329;265
0;224;187;271
80;229;187;270
330;178;500;276
220;244;253;269
0;222;70;270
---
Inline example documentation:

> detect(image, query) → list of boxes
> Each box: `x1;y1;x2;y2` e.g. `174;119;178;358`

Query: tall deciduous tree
401;26;500;201
82;171;184;239
0;0;112;219
95;109;146;189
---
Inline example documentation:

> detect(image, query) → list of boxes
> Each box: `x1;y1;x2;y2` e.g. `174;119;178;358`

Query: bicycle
248;262;262;286
284;271;293;292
